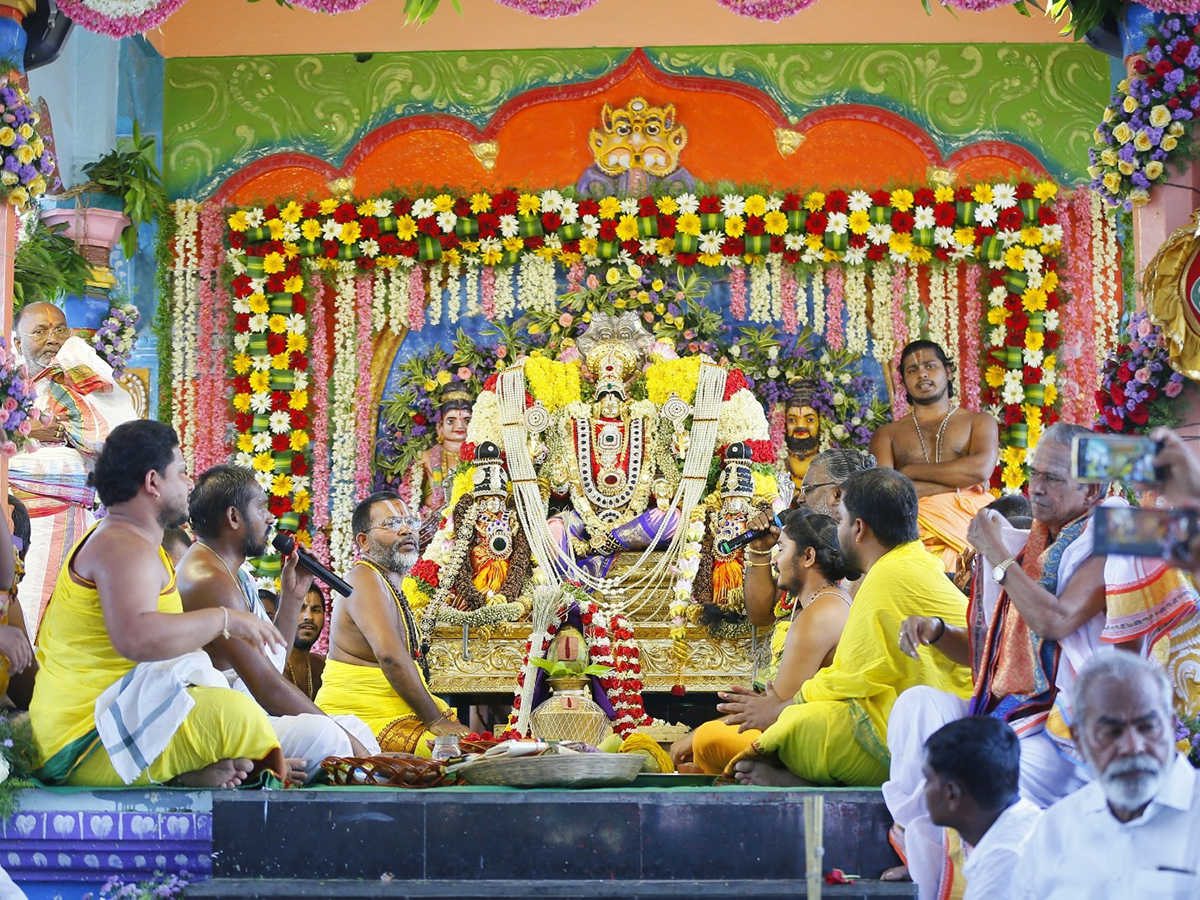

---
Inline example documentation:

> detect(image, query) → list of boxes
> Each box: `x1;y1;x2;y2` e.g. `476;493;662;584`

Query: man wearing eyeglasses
315;491;468;754
9;301;137;636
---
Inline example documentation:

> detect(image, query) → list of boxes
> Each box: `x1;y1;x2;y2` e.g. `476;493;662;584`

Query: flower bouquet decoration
92;301;140;377
0;336;49;457
1177;715;1200;769
0;72;54;212
1089;12;1200;209
1095;311;1186;433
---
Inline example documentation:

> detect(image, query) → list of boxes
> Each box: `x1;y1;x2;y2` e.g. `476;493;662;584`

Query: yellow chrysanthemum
1033;182;1058;201
300;219;322;241
248;371;270;393
744;195;767;217
469;193;492;213
517;193;541;215
848;210;870;235
287;333;308;353
677;213;702;236
934;185;955;204
986;307;1009;326
803;192;826;212
524;356;583;412
502;236;524;252
249;294;269;315
971;184;994;204
984;365;1006;388
616;215;639;241
805;234;824;251
396;215;418;241
268;314;288;334
889;232;914;255
236;433;255;454
271;474;294;497
289;389;308;410
954;227;976;248
252;453;274;473
340;220;361;244
1044;384;1058;405
579;237;599;257
318;198;338;215
655;237;674;256
432;193;454;213
646;356;703;406
1022;288;1047;312
232;353;253;375
227;210;249;232
724;215;745;238
292;489;312;515
598;196;621;219
1025;331;1045;351
890;189;915;212
1004;246;1026;270
698;252;723;267
656;195;679;215
910;247;933;264
289;430;310;452
1042;271;1059;293
262;252;285;275
233;393;252;413
271;352;290;370
267;219;285;241
764;210;788;235
1020;226;1043;247
355;200;377;217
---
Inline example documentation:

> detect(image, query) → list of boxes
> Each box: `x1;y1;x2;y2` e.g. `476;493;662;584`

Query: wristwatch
992;557;1018;584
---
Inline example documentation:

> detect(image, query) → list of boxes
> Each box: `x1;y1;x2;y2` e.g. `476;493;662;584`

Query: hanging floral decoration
91;302;140;377
1089;12;1200;209
492;0;602;16
56;0;188;38
1095;311;1186;434
0;337;47;458
715;0;818;21
0;73;54;212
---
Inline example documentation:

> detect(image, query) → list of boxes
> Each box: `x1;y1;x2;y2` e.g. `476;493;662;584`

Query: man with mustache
869;340;999;572
10;301;137;634
177;465;376;782
315;491;468;755
782;386;822;497
284;585;326;701
1014;652;1200;898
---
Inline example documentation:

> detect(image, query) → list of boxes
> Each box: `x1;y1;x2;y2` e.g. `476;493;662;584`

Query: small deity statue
416;387;473;546
575;96;696;198
698;442;768;634
547;317;680;577
783;384;821;496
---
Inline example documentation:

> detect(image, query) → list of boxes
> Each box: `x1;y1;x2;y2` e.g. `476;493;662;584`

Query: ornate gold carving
470;141;499;172
774;128;805;158
116;368;150;419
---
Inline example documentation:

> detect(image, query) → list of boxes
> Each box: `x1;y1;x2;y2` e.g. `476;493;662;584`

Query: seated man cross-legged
671;508;858;774
729;467;972;787
315;491;468;754
176;465;377;783
30;420;286;787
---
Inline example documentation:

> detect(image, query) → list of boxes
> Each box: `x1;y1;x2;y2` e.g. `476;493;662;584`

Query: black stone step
211;786;900;882
189;877;917;899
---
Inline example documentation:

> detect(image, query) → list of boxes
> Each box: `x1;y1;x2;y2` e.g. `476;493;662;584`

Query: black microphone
271;533;355;597
717;513;785;556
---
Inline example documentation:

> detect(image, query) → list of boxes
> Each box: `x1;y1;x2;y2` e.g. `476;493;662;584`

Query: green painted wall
163;43;1109;200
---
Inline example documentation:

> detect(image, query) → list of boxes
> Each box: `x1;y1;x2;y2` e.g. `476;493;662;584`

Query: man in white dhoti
10;302;137;635
176;465;377;781
881;422;1187;898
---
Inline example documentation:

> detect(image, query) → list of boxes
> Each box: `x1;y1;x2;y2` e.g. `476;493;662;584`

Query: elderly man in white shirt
1013;651;1200;899
921;716;1040;900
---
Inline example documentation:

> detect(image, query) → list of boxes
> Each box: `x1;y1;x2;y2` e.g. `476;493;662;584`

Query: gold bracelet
221;607;230;641
745;547;772;556
746;560;773;568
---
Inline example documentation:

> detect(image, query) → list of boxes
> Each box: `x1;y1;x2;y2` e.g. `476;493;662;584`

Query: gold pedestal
425;552;771;694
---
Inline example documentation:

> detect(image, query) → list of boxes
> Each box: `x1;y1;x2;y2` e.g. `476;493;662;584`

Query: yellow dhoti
315;658;454;757
917;487;993;572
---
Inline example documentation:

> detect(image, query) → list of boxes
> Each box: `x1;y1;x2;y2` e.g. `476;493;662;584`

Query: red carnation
891;210;915;232
698;195;721;214
722;237;744;256
870;190;891;206
677;252;699;267
541;211;563;232
578;198;600;217
657;215;676;238
781;193;802;211
268;496;289;517
454;197;471;216
598;220;618;241
493;190;519;215
913;188;936;207
934;203;957;227
744;216;765;236
638;197;658;217
806;212;828;234
1015;183;1034;201
272;434;290;453
825;190;849;213
302;202;321;218
291;455;308;475
866;244;888;262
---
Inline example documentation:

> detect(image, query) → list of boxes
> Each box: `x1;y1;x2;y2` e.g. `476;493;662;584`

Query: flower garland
171;200;199;472
1095;311;1185;433
310;276;332;538
824;265;845;351
354;275;375;501
328;263;360;572
0;337;46;457
57;0;187;37
1089;13;1200;209
195;202;229;473
492;0;602;17
716;0;818;22
961;266;983;412
91;302;139;378
889;265;911;417
0;75;54;212
844;265;869;357
669;509;706;684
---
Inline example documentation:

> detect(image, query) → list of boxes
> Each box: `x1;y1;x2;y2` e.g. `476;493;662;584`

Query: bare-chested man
314;491;468;755
870;340;999;572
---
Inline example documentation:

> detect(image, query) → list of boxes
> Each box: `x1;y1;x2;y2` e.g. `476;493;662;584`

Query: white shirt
962;797;1041;900
1012;753;1200;899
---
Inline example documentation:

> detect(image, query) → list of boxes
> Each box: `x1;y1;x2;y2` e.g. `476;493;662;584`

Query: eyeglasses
799;481;837;500
26;325;70;341
370;515;421;532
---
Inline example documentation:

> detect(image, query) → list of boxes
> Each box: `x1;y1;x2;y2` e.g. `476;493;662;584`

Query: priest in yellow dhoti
730;469;971;787
315;492;466;756
30;421;286;788
869;340;999;572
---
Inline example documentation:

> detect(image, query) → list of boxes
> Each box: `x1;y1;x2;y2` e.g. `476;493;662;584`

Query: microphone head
271;533;296;555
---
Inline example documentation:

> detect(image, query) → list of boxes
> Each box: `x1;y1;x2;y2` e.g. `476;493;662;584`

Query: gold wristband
745;547;772;556
746;560;773;568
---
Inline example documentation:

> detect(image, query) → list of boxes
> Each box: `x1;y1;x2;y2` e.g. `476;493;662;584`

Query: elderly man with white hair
1013;651;1200;898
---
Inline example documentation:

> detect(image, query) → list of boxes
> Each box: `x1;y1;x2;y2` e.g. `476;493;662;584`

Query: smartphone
1071;433;1163;485
1092;506;1197;564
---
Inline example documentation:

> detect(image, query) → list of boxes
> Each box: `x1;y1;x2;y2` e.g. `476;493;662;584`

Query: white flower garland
869;262;895;371
464;260;482;319
446;260;462;323
465;389;504;450
388;264;410;333
717;388;771;445
811;267;826;336
494;266;516;321
172;200;200;471
748;260;771;323
516;254;557;314
768;253;783;323
371;267;388;334
928;262;948;351
329;263;360;573
1093;194;1120;366
844;265;869;357
669;511;705;648
427;263;444;327
905;265;923;341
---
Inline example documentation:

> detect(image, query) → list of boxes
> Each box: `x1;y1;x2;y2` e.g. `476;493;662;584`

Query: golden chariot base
425;552;773;694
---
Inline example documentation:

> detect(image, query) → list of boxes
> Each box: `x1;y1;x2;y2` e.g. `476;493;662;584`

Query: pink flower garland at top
310;281;332;535
962;266;983;412
408;266;426;332
825;266;845;351
1060;190;1099;425
353;276;374;499
291;0;373;11
768;404;786;462
943;0;1011;9
729;266;747;320
481;267;496;320
780;265;798;334
492;0;601;17
196;202;227;473
890;266;910;418
57;0;186;38
716;0;818;22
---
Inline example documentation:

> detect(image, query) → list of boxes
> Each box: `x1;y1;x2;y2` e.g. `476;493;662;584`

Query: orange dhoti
917;487;992;572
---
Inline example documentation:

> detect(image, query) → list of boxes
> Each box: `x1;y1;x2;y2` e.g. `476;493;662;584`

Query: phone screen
1092;506;1196;562
1072;434;1161;484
